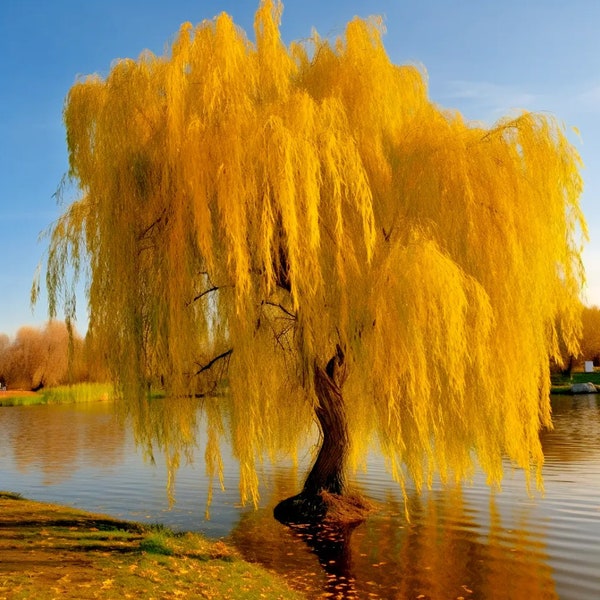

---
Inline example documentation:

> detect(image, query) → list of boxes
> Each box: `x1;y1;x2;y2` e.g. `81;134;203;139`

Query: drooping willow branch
138;208;168;241
195;348;233;376
189;286;220;305
263;301;296;321
41;0;587;512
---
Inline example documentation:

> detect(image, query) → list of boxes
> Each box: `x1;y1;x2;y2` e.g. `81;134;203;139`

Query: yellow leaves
101;578;114;589
44;0;586;511
254;0;294;100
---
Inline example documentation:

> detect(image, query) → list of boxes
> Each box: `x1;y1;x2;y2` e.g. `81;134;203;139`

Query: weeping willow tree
39;0;586;522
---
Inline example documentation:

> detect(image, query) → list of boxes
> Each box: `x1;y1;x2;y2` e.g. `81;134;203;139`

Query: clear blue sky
1;0;599;338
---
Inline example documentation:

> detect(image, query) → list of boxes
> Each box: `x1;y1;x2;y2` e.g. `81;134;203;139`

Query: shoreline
0;491;302;599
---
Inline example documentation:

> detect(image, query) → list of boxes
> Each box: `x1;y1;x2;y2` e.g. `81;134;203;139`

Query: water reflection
541;395;600;464
1;397;599;598
0;403;125;484
231;475;558;599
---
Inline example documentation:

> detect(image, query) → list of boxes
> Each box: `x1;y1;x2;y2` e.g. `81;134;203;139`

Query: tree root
274;489;376;526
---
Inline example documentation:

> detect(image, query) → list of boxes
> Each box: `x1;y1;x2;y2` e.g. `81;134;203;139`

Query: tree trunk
302;362;349;496
562;354;574;378
274;345;352;524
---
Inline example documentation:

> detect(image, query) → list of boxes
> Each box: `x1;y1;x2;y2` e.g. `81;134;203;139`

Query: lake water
1;396;599;599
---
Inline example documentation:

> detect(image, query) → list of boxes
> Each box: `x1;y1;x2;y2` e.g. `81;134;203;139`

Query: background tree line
2;306;599;392
550;305;600;375
0;321;107;390
580;305;600;366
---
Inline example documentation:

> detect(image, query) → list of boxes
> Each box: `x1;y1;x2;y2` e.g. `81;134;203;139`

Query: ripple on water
1;399;600;599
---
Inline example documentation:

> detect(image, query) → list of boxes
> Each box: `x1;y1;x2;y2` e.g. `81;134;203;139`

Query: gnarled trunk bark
302;360;348;496
274;345;352;524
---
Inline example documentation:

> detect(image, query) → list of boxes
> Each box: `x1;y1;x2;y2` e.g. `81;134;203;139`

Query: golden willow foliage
41;0;586;506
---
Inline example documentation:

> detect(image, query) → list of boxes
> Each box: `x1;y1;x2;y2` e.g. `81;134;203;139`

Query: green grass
550;369;600;394
0;382;114;406
0;393;42;407
0;493;303;600
138;527;175;556
41;382;114;404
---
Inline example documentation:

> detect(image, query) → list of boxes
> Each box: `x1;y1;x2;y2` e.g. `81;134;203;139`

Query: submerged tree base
274;490;375;526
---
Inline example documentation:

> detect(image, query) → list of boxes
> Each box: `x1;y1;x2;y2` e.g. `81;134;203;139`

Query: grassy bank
0;383;114;407
0;492;303;600
550;370;600;394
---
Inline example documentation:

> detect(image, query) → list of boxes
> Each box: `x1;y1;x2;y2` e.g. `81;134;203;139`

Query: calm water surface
1;396;599;599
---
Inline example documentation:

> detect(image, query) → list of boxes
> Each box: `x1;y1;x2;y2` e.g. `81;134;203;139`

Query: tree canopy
40;0;587;509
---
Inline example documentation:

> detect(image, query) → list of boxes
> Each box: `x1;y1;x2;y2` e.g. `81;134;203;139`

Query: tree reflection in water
286;520;361;599
3;399;594;598
1;403;126;485
230;473;558;599
540;395;600;464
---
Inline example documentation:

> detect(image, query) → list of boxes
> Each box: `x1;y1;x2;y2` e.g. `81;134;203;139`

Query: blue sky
1;0;599;337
